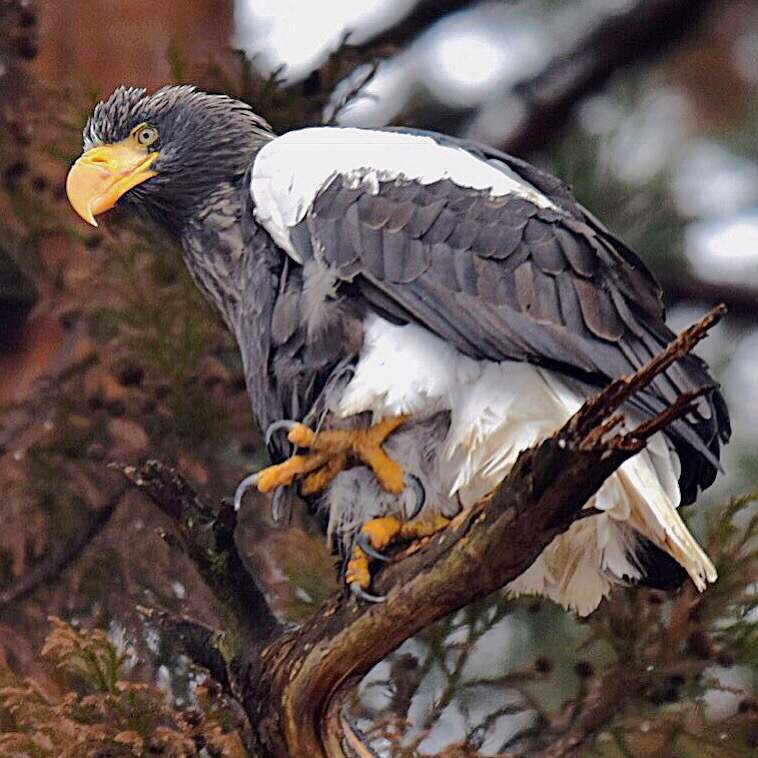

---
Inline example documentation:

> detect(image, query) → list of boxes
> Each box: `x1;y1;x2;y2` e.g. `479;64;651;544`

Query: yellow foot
242;415;410;501
346;513;452;601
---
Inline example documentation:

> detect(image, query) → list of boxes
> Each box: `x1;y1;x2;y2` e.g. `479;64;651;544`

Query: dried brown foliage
0;618;245;758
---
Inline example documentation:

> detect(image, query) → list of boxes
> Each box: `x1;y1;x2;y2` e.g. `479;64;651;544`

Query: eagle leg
254;451;332;492
346;513;452;597
346;517;403;590
301;452;349;495
249;415;411;497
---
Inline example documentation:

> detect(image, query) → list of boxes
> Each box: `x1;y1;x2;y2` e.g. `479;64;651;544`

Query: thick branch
118;307;722;757
113;460;280;645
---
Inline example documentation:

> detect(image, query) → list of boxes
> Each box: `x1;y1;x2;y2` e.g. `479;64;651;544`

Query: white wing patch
251;126;558;262
334;315;715;616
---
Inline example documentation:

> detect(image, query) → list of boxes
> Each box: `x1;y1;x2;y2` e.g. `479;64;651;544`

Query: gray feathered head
68;85;273;236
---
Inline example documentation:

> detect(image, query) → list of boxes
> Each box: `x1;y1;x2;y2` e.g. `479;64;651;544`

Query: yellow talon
251;416;410;496
345;516;402;588
399;513;452;541
254;452;330;493
301;452;348;496
286;422;316;447
346;513;452;592
363;516;404;549
346;547;371;588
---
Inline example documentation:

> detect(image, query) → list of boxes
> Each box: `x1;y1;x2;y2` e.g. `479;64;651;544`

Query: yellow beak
66;141;159;226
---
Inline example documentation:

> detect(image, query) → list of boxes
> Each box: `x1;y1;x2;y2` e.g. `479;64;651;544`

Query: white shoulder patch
250;126;558;262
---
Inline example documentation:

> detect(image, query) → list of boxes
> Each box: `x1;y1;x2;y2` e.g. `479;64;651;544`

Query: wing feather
250;127;730;502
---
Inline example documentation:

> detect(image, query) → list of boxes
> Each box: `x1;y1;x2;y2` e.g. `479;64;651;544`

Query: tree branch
113;460;280;646
660;270;758;320
240;306;724;757
531;663;646;758
529;577;721;758
277;0;481;126
350;0;481;59
395;0;711;155
486;0;718;154
136;605;231;694
118;307;723;757
0;486;124;610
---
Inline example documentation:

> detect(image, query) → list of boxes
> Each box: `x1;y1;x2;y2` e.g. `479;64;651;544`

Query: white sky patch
467;93;529;146
171;580;186;600
608;89;692;183
672;141;758;218
704;665;757;721
333;58;415;126
234;0;413;81
685;210;758;285
419;14;547;108
577;94;625;136
415;702;468;755
428;32;506;104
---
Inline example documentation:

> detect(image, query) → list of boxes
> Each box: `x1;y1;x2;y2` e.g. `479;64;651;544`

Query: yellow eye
132;124;158;147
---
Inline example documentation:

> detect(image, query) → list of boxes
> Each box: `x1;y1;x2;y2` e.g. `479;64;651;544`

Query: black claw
271;485;288;523
356;531;390;562
233;473;259;511
265;419;299;447
406;474;426;520
349;581;386;603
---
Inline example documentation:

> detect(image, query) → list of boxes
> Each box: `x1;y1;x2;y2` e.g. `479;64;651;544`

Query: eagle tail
613;452;717;591
495;370;717;615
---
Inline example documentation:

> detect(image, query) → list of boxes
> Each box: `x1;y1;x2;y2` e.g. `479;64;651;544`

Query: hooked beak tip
65;144;159;228
66;158;105;227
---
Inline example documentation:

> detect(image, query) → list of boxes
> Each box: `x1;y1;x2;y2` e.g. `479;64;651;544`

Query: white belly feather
334;315;716;616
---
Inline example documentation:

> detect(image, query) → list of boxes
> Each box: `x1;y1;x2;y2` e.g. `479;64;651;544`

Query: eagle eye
132;124;158;147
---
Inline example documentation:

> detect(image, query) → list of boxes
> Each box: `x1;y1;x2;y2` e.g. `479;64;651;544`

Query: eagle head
66;85;273;237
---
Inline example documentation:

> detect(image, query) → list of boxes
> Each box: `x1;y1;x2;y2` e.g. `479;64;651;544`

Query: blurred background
0;1;756;755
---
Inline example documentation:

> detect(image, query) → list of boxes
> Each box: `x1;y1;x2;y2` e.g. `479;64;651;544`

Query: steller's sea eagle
66;86;730;615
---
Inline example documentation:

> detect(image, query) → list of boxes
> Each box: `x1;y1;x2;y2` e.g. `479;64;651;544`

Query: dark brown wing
283;145;729;504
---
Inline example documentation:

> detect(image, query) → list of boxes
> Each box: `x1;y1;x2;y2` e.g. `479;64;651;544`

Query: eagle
66;85;729;615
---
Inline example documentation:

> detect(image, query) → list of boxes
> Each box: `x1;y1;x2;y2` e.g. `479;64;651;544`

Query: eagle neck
180;180;247;331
